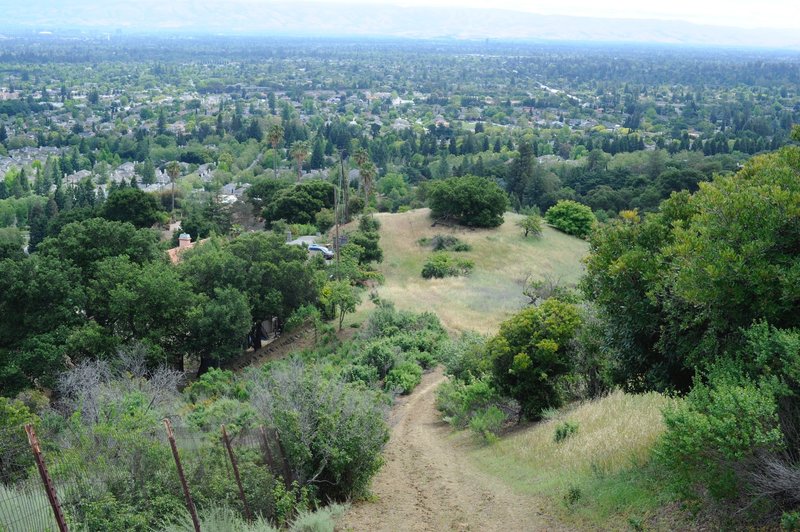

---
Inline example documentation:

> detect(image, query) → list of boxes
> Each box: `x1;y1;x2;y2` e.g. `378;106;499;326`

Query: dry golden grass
471;390;673;489
462;390;677;528
367;208;588;334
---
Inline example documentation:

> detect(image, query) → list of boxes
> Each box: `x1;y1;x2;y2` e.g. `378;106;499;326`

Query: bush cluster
421;252;474;279
0;303;448;530
418;234;472;252
545;200;596;239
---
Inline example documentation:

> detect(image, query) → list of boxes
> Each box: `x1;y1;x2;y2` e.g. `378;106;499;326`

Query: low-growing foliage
545;200;596;239
564;485;583;506
656;371;784;501
783;511;800;531
469;405;506;443
554;420;579;443
288;503;348;532
439;332;489;381
421;252;474;279
385;361;423;394
418;234;472;252
435;376;499;429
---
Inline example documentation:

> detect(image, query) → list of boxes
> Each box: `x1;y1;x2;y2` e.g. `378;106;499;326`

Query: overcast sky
303;0;800;30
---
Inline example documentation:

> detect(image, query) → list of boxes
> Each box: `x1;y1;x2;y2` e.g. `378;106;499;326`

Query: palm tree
290;140;310;182
353;147;370;168
353;148;375;206
360;160;377;207
267;123;284;179
165;160;181;215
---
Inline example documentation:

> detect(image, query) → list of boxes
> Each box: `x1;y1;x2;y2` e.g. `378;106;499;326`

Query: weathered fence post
163;419;201;532
25;424;69;532
221;425;252;522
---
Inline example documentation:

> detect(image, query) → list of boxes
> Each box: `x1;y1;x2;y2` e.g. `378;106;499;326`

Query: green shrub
272;481;313;527
439;332;489;381
391;330;446;359
488;298;582;420
289;503;348;532
656;372;784;501
384;362;423;394
421;252;474;279
285;305;322;334
782;511;800;531
290;223;319;237
359;339;400;379
553;420;579;443
342;363;379;385
358;215;380;233
418;234;472;252
435;376;499;428
545;200;596;239
410;350;436;370
253;363;389;502
76;493;150;532
469;405;506;443
360;301;445;342
184;368;249;402
187;397;258;433
564;485;583;506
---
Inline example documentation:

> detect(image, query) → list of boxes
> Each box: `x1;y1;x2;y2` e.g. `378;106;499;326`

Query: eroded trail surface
340;368;564;531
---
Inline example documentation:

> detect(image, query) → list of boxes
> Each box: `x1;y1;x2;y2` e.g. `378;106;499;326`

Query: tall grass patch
468;390;676;527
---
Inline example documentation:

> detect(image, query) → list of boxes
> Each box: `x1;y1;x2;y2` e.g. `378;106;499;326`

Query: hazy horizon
2;0;800;49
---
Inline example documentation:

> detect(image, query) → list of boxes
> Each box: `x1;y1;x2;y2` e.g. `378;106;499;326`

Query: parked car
308;244;334;260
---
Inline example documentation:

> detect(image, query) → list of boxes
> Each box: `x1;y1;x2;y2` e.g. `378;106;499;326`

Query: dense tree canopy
584;146;800;391
102;187;164;228
263;179;336;226
427;175;508;228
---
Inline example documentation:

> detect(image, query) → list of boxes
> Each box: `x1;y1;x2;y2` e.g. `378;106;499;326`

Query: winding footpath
340;368;565;531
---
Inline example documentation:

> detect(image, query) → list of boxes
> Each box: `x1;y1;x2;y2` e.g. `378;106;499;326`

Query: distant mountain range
5;1;800;50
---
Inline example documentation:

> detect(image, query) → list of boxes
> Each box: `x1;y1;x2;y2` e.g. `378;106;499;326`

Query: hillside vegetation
467;391;678;529
369;208;588;334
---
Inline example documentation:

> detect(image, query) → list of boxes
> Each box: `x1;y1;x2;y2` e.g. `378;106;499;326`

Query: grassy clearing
367;208;588;334
463;390;680;529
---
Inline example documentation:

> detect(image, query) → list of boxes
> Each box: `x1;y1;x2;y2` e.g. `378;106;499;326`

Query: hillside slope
370;208;588;334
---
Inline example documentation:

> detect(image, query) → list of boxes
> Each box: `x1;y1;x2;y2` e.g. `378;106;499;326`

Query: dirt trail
340;368;564;532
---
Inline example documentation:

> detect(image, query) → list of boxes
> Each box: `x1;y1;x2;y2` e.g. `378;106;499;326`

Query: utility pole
335;150;345;277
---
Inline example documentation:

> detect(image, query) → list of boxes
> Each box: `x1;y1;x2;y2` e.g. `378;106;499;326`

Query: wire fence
1;426;58;532
0;422;295;532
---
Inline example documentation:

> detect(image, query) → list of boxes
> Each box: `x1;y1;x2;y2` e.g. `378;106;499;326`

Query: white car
308;244;334;260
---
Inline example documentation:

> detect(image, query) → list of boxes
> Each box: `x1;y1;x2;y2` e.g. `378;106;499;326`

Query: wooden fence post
25;424;69;532
221;425;252;522
163;419;201;532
